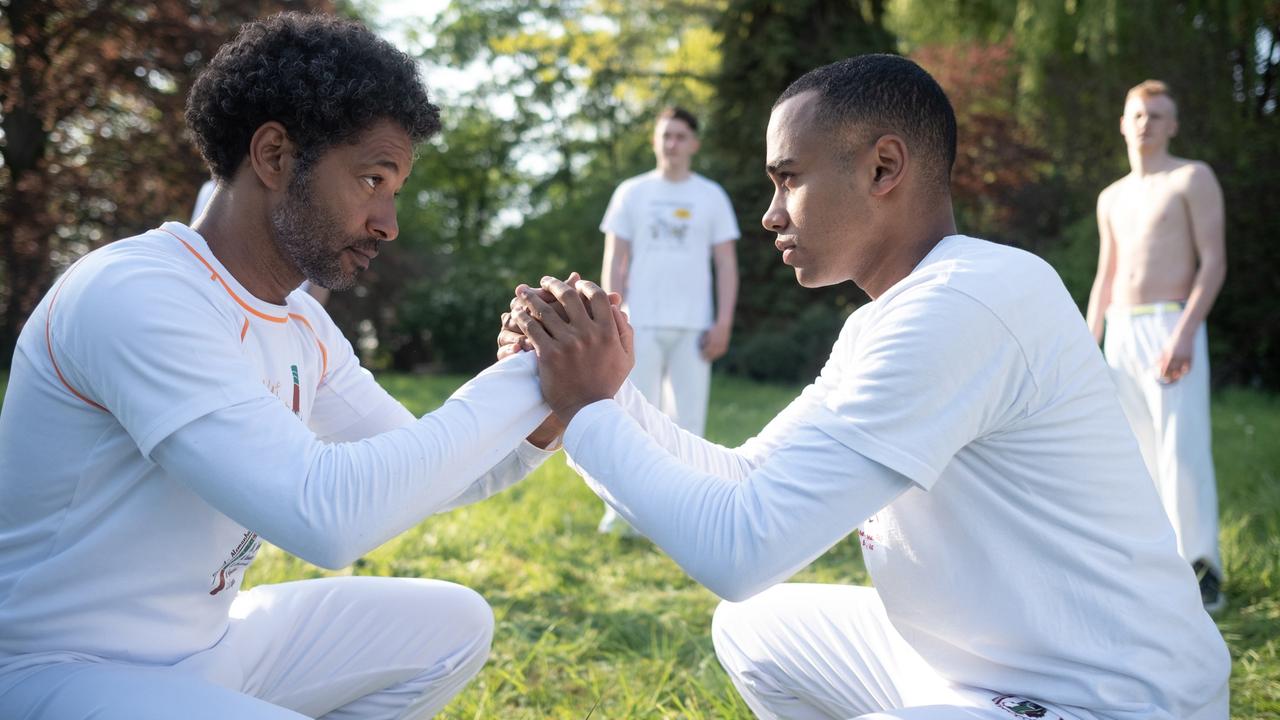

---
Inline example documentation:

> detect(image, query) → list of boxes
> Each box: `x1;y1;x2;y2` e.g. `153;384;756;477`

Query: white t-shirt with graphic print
563;236;1229;719
600;170;739;329
0;222;552;670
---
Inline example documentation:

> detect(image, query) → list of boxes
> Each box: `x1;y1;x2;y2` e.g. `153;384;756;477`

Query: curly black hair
186;12;441;181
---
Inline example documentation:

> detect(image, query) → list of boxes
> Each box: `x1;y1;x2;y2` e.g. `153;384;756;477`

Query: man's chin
304;269;356;293
319;275;357;292
794;269;835;289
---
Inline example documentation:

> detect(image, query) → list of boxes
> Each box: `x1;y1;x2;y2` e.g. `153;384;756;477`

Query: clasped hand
497;273;634;424
1156;333;1194;385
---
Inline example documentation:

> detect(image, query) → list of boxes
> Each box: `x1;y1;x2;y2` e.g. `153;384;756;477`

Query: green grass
1;370;1276;717
1212;387;1280;716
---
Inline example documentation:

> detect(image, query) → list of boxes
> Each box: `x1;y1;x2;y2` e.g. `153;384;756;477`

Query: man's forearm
154;352;551;569
602;234;629;299
714;269;737;329
564;400;909;602
436;440;555;513
1173;261;1226;343
609;265;628;301
713;244;738;329
1085;282;1110;344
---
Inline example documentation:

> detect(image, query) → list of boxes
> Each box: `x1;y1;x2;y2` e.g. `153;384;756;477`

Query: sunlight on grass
242;375;1280;718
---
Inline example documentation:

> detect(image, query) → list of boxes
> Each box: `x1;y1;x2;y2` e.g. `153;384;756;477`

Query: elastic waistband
1110;301;1184;317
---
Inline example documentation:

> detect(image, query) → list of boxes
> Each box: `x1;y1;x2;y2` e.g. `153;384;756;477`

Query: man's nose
761;194;789;233
367;198;399;242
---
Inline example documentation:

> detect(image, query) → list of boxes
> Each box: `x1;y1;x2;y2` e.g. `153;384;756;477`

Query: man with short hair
0;13;560;718
506;55;1228;719
596;106;739;534
1086;79;1227;612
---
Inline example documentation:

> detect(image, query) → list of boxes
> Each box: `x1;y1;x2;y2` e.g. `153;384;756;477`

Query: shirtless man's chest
1103;162;1200;305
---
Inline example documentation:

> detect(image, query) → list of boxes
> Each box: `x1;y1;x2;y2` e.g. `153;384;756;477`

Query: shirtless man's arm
1087;184;1120;343
1158;163;1226;383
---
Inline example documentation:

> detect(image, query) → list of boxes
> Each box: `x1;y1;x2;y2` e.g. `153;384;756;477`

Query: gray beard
269;172;372;292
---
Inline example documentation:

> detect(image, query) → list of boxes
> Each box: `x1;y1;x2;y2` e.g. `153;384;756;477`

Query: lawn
0;370;1276;717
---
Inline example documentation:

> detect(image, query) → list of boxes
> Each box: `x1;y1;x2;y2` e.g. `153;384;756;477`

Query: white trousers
712;584;1089;720
1104;307;1221;575
600;326;711;532
629;326;712;436
0;577;492;720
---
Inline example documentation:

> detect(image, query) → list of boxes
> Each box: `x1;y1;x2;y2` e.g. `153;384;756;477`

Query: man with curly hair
0;13;562;719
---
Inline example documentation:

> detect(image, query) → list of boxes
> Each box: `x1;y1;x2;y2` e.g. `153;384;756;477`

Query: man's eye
363;176;380;189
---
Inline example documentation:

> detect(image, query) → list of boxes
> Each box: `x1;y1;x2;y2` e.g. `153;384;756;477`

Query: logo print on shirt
992;695;1060;719
261;363;303;414
648;200;692;247
209;530;261;595
858;515;880;551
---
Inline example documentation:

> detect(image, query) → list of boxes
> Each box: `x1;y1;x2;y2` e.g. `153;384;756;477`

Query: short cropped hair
657;106;699;134
1126;79;1176;109
775;54;957;193
186;12;441;181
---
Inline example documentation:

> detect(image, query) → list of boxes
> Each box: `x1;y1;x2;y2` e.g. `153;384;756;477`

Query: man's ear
869;134;908;197
248;121;295;192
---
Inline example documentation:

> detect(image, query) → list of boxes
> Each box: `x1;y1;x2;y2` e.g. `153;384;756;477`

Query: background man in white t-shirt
597;106;739;534
0;13;563;719
504;55;1229;719
1086;79;1227;613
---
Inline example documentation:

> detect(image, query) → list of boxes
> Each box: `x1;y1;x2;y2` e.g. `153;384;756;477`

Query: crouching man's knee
359;579;495;720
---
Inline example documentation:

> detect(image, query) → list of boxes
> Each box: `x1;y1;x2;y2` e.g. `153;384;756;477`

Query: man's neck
859;201;958;300
191;183;302;305
657;162;692;182
1127;146;1174;177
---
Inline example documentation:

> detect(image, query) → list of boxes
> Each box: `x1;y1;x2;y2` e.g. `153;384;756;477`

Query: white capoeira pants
0;577;493;720
1104;305;1221;576
712;584;1091;720
629;325;712;436
600;325;711;532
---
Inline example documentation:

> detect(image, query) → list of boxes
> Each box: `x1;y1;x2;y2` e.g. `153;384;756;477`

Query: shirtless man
1086;79;1227;612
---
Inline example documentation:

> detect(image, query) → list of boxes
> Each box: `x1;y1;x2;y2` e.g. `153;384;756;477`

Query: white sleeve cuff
516;436;559;464
563;399;626;457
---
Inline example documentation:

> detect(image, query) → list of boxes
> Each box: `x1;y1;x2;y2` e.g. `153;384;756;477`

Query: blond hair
1126;79;1176;108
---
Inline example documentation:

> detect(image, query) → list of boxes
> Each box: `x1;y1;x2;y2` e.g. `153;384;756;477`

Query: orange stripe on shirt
159;228;288;324
45;260;108;412
289;313;329;382
162;228;328;382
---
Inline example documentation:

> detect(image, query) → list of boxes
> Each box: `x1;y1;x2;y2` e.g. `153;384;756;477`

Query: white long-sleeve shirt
568;382;909;601
0;222;553;668
565;236;1229;719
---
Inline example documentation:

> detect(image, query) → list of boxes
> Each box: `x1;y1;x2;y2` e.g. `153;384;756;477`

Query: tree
346;0;901;379
0;0;331;366
912;39;1052;248
327;0;727;371
889;0;1280;387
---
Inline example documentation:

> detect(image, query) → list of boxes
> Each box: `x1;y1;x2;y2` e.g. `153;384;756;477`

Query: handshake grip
496;273;634;423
